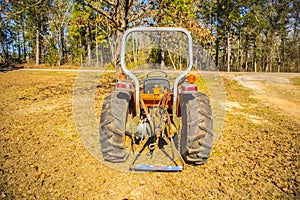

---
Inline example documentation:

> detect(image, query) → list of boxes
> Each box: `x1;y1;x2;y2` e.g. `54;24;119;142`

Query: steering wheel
146;70;168;78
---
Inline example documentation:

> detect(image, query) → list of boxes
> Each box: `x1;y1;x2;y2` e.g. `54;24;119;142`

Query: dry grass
0;70;299;199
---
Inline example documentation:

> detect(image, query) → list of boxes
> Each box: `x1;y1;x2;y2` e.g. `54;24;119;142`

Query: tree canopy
0;0;299;72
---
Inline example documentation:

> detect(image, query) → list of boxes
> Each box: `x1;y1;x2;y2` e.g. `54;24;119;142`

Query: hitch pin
149;143;155;150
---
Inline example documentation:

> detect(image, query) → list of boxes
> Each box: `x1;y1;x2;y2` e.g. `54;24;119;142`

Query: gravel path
228;73;300;123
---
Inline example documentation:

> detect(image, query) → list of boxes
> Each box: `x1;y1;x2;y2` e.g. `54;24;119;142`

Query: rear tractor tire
100;91;131;162
180;92;213;165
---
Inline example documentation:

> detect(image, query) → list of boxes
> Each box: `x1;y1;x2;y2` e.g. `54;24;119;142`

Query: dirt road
228;73;300;123
0;70;299;199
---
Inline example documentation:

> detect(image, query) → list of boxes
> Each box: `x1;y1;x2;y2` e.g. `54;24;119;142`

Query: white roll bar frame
120;27;193;116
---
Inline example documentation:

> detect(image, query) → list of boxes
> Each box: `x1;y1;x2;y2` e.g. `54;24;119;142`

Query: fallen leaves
0;71;299;199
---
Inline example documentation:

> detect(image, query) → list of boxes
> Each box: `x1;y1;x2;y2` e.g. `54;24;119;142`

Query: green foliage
0;0;299;71
105;63;116;70
148;47;161;64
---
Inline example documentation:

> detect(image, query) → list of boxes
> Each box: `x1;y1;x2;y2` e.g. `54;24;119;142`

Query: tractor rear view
100;27;213;172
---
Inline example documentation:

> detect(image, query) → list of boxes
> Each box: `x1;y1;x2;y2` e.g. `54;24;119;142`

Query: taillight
181;84;197;93
116;82;132;91
187;74;196;84
118;73;127;81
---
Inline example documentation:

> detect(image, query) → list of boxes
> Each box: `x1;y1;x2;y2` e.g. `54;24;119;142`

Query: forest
0;0;299;72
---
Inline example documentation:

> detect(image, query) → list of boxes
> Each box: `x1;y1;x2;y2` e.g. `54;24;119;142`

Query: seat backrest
143;77;170;94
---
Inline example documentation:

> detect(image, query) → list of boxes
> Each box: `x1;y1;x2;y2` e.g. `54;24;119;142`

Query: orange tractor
100;27;213;171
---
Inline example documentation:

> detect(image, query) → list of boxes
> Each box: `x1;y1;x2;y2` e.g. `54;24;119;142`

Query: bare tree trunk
132;32;137;63
254;57;257;72
265;56;269;72
96;40;99;67
240;48;243;72
58;28;62;66
245;53;248;72
179;41;182;70
222;49;226;71
160;48;165;69
87;37;91;66
215;38;219;70
167;50;176;70
21;20;27;62
95;24;99;68
17;31;21;61
215;3;220;70
195;47;198;70
87;26;91;66
36;28;40;66
279;37;284;72
237;34;240;71
227;30;231;72
61;27;65;66
100;44;104;68
277;45;281;73
264;37;269;72
114;31;124;70
79;34;83;67
254;36;257;72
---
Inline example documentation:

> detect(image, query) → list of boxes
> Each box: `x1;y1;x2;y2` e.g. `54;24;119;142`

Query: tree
0;0;298;71
78;0;156;68
48;0;73;66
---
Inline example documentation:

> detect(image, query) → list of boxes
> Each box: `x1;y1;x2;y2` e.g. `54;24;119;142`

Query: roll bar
120;27;193;116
